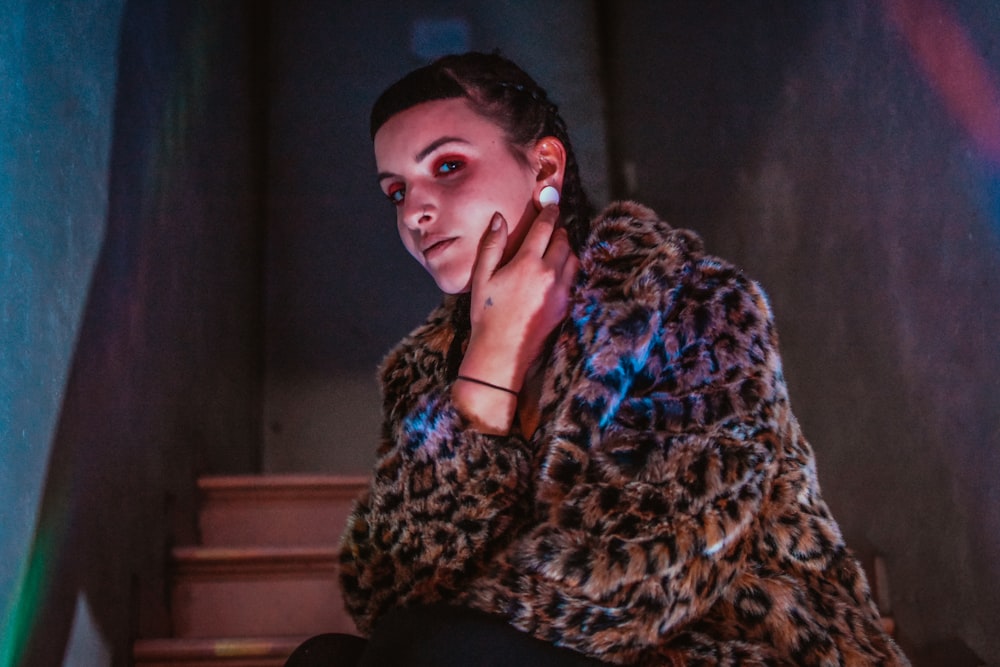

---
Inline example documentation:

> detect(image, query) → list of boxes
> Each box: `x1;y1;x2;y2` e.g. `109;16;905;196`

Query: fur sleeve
464;246;786;664
338;304;534;635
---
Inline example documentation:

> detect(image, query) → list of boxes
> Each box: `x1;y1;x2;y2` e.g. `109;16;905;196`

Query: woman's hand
453;205;579;434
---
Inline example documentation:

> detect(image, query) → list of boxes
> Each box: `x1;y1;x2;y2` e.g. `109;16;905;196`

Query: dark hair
370;52;594;249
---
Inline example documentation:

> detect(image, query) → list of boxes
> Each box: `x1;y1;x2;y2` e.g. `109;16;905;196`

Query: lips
421;236;457;259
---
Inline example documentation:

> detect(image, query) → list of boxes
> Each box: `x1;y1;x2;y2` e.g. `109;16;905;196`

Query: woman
288;52;909;666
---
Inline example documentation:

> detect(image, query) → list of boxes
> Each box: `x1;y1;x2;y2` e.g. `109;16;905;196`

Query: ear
531;136;567;206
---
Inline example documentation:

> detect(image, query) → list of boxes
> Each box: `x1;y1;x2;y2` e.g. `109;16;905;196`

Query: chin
436;281;472;295
433;273;472;295
426;260;474;294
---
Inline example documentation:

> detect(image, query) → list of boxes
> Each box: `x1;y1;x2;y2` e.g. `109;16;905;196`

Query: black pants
285;604;613;667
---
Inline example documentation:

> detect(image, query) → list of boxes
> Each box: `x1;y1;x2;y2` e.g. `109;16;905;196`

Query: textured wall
263;0;609;473
0;2;124;663
604;1;999;662
0;1;265;664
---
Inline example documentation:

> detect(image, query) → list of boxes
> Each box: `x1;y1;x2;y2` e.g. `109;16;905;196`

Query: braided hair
370;52;595;250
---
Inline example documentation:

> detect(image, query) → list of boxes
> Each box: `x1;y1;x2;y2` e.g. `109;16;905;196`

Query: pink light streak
883;0;1000;166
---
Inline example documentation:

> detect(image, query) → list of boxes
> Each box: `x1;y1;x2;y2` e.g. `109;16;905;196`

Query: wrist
451;375;517;436
460;332;530;394
456;375;518;397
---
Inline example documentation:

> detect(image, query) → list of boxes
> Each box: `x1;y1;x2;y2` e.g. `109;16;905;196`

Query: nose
400;192;434;230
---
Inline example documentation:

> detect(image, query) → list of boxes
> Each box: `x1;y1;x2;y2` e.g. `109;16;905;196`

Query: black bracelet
456;375;518;397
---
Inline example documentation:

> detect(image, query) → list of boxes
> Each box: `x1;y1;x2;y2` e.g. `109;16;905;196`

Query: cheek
462;181;530;235
396;221;424;264
499;194;541;261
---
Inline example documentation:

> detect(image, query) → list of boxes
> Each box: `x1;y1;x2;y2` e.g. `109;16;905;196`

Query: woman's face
374;98;538;294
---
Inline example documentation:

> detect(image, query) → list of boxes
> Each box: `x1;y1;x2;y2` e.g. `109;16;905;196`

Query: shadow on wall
5;1;265;665
597;0;820;230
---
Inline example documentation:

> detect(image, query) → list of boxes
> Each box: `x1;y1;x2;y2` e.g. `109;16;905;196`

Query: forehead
373;98;507;165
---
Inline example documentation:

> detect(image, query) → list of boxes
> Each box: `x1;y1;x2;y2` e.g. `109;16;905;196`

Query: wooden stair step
173;546;339;576
171;547;354;638
197;475;368;547
133;636;305;667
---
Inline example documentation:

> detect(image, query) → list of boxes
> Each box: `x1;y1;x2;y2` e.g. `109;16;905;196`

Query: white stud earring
538;185;560;207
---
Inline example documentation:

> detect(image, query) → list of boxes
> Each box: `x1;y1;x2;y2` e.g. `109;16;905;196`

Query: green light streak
1;521;57;667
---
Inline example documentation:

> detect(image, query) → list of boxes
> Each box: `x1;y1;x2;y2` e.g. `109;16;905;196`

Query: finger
543;226;573;266
518;205;561;257
558;252;580;287
559;252;580;285
472;212;508;288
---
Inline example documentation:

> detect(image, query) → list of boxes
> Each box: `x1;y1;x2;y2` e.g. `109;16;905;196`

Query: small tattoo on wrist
485;297;494;308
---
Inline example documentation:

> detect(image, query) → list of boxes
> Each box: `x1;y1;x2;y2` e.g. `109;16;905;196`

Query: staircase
133;474;898;665
133;475;369;667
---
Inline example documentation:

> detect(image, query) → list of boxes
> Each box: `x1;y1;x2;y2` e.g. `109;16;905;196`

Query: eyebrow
416;136;468;162
377;136;470;182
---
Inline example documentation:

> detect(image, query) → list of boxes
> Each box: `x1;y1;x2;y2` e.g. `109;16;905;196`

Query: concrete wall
0;1;264;664
1;2;124;663
604;1;999;662
263;0;609;473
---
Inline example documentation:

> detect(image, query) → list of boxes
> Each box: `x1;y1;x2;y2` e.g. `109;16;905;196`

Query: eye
435;158;465;175
386;184;405;206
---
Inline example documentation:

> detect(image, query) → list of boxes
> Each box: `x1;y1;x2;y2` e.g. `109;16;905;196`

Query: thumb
472;212;507;287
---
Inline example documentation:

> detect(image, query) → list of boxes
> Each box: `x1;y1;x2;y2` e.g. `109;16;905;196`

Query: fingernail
491;212;502;231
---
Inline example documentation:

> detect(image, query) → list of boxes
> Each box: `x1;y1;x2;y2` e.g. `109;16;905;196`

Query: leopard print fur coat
339;201;909;665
